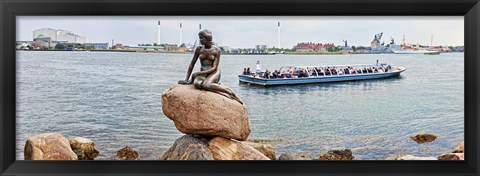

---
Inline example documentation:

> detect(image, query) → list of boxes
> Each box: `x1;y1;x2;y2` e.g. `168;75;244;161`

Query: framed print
1;0;479;176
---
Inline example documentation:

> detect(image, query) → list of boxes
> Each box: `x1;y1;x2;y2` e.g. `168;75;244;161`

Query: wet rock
278;152;312;160
70;137;99;160
162;84;251;141
397;155;437;160
318;149;354;160
208;137;269;160
385;155;401;160
438;153;464;160
115;146;139;160
159;135;213;160
242;141;276;160
410;134;437;144
452;142;464;153
24;133;77;160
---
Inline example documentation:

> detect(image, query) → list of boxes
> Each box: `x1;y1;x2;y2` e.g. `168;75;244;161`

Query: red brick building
294;42;336;52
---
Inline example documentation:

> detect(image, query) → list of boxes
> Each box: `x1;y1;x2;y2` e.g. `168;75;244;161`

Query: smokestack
157;20;161;45
277;22;281;49
179;22;183;47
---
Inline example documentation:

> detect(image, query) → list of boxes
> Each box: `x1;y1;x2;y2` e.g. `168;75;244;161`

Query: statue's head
198;29;213;45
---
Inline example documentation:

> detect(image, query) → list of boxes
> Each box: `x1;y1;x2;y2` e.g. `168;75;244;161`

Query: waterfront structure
219;46;230;52
83;43;109;49
340;40;353;54
164;44;178;51
123;45;165;50
294;42;335;52
33;28;86;43
255;45;267;51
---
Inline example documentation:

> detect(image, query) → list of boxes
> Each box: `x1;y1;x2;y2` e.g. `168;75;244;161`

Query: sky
17;16;464;48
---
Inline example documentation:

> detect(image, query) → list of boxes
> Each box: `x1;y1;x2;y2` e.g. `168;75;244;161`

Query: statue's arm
185;47;201;80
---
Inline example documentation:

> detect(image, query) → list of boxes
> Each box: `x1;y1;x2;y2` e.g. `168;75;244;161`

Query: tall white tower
277;22;281;49
179;22;183;47
157;20;161;45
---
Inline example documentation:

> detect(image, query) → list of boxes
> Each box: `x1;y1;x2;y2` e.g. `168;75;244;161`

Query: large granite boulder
162;84;251;141
159;135;214;160
278;152;312;160
242;141;276;160
452;142;464;153
438;153;464;160
24;133;77;160
208;137;269;160
318;149;354;160
70;137;99;160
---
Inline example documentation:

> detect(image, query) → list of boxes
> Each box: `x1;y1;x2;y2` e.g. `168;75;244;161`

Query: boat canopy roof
279;63;391;69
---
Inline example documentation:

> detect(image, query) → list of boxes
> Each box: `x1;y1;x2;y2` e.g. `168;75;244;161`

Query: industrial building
33;28;86;43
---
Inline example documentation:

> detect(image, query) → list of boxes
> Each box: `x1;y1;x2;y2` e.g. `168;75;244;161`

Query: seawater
16;51;464;160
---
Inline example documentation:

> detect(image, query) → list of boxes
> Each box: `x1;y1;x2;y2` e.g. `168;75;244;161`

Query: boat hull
392;49;440;54
239;67;406;86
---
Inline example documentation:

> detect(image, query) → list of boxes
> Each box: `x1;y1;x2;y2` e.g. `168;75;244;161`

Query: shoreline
16;49;464;55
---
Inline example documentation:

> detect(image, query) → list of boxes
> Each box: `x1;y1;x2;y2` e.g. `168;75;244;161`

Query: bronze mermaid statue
178;29;243;104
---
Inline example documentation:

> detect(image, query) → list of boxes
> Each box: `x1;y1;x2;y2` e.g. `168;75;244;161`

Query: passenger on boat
281;70;287;78
263;69;271;79
246;67;251;75
378;68;384;73
321;68;326;75
272;70;279;79
385;65;392;72
242;68;247;75
256;60;262;74
331;67;337;75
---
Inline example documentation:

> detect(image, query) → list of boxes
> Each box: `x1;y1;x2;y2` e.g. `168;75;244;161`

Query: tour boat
238;63;406;86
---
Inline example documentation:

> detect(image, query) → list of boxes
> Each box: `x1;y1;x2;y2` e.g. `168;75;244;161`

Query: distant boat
239;62;406;87
392;49;440;55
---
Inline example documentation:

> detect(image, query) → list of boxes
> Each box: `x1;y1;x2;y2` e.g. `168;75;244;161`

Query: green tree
41;46;49;50
351;46;356;51
55;43;66;50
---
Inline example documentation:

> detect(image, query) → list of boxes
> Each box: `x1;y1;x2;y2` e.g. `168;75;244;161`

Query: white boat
392;49;440;55
239;62;406;87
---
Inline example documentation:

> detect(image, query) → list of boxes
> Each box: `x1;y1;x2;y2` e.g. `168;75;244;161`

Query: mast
179;22;183;47
157;20;161;45
277;21;281;49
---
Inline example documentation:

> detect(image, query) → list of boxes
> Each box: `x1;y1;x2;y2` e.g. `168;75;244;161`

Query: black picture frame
1;0;478;175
